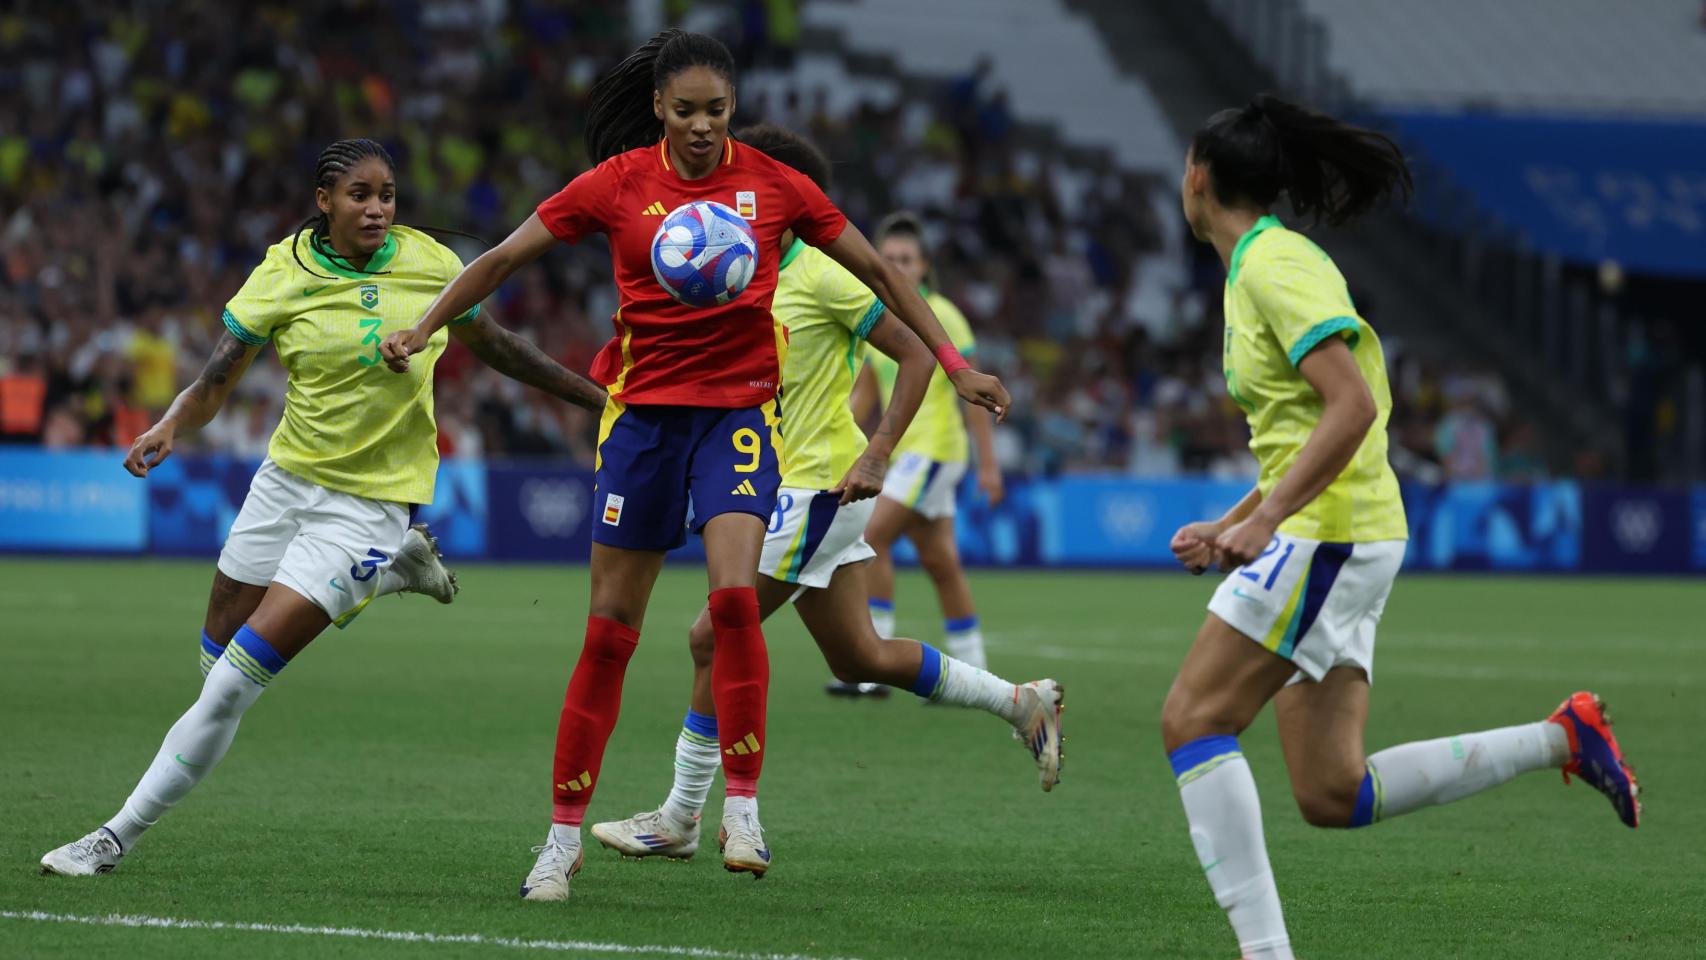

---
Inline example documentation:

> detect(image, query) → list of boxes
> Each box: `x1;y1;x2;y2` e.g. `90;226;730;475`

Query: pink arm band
934;342;970;376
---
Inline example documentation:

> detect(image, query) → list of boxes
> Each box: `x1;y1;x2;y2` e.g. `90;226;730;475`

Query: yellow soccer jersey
773;239;885;489
870;289;975;464
221;225;478;505
1222;215;1406;542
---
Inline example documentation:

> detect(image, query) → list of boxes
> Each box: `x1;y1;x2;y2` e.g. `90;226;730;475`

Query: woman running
378;31;1009;901
852;214;1002;681
588;126;1061;862
39;138;607;877
1158;94;1640;960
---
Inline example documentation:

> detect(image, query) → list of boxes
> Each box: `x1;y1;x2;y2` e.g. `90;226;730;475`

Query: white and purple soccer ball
650;200;759;308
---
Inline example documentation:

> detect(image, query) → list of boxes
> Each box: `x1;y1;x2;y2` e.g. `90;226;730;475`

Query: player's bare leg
1274;667;1630;830
196;571;267;674
1160;614;1300;959
43;585;328;876
911;515;987;668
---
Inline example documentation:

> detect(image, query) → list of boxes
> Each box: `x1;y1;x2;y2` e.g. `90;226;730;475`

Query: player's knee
1159;688;1244;753
687;617;716;669
916;543;959;581
825;655;863;684
1294;778;1362;828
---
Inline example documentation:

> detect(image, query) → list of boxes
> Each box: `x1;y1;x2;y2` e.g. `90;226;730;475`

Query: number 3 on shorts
732;428;761;473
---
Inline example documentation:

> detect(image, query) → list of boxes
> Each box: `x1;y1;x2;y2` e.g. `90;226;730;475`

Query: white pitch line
0;911;859;960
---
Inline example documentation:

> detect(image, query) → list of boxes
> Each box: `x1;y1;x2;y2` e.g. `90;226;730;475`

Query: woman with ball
381;29;1011;903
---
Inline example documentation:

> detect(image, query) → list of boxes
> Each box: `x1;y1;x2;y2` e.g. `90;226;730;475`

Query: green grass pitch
1;558;1701;958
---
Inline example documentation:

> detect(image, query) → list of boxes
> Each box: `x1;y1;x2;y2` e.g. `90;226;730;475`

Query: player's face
317;157;396;256
879;235;928;287
654;66;734;175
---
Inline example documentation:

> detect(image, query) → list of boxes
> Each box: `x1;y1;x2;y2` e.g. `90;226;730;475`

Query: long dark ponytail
584;29;737;164
1191;93;1411;226
292;138;490;280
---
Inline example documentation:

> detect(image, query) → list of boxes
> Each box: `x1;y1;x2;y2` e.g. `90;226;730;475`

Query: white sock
104;629;284;851
378;567;408;597
548;823;581;849
1172;738;1293;960
724;794;758;821
869;600;895;639
932;650;1023;724
944;616;986;669
1367;721;1568;821
662;716;722;826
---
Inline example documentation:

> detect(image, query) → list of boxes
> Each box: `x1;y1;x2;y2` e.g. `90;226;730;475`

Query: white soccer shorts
878;452;967;520
758;487;877;589
217;458;411;627
1207;532;1406;684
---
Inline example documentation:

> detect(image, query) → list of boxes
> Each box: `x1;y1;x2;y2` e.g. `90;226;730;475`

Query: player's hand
124;421;177;478
833;451;888;505
380;326;431;373
1214;513;1279;570
978;462;1005;507
949;368;1011;423
1170;521;1223;575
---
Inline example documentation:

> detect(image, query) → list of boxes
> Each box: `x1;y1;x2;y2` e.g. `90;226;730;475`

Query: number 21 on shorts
1237;536;1295;591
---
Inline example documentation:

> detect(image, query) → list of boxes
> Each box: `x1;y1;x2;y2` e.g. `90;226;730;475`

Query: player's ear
653;89;664;121
726;85;737;118
315;186;331;217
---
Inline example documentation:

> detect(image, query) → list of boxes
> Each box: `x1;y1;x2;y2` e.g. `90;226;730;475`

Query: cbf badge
359;284;379;310
735;190;756;220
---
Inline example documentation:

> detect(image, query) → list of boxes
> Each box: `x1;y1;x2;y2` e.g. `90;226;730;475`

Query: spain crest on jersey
359;284;379;310
735;190;756;220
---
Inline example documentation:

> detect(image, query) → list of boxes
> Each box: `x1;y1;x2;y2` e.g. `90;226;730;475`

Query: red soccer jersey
536;138;848;407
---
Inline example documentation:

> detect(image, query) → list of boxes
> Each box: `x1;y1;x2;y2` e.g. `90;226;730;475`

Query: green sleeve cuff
853;300;884;340
222;309;268;346
1287;316;1360;368
449;302;482;326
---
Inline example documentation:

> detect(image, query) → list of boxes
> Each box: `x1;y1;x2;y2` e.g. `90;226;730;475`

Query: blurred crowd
0;0;1541;483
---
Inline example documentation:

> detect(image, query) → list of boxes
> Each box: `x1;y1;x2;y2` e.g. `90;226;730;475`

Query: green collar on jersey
779;237;806;272
307;230;399;280
1226;214;1282;287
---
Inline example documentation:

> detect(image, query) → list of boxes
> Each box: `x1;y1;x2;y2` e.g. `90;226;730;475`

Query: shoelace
526;841;573;881
71;832;119;861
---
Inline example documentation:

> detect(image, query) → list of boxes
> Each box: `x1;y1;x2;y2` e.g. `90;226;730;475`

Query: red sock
709;586;769;797
551;616;639;825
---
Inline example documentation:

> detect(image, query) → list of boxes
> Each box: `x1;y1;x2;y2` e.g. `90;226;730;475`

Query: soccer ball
650;200;759;307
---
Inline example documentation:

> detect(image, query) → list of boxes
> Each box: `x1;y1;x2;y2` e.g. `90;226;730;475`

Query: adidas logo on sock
556;770;592;792
724;732;762;757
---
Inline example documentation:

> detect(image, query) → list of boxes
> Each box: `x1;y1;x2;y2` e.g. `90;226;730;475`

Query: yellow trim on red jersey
607;310;636;398
657;137;736;172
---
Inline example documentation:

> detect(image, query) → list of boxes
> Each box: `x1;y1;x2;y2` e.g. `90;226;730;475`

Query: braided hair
584;29;737;164
291;138;492;280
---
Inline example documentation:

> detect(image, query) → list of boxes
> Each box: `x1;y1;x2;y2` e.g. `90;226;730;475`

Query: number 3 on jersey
732;428;761;473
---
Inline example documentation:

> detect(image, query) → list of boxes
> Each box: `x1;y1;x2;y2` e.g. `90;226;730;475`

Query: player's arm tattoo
159;331;258;433
454;313;607;411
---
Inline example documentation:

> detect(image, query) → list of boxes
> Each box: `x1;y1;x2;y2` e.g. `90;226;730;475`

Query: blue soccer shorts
591;399;783;552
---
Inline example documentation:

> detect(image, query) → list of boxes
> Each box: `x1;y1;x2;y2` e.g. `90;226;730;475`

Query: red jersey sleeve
782;167;848;248
536;160;620;244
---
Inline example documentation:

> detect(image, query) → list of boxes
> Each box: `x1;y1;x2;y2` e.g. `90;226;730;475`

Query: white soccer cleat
717;804;771;878
1012;679;1065;792
590;808;700;859
393;523;458;603
518;839;584;902
40;828;124;876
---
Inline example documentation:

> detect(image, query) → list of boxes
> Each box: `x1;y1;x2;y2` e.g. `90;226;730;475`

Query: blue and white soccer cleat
590;808;700;859
393;523;458;604
1012;679;1065;792
1548;691;1641;828
40;828;124;876
718;802;771;878
518;838;584;902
